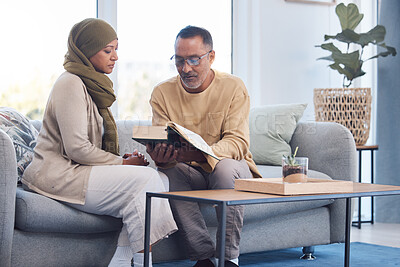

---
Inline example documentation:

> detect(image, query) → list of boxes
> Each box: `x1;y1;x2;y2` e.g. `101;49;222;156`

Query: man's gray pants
160;158;252;261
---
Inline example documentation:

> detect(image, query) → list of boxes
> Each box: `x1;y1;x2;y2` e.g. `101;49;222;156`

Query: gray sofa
0;119;357;267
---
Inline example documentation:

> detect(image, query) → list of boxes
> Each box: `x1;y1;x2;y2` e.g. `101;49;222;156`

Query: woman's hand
122;149;149;166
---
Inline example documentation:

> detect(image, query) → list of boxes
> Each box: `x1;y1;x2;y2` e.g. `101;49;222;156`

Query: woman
22;18;177;267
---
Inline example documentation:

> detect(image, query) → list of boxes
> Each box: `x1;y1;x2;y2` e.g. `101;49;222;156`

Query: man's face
174;36;214;91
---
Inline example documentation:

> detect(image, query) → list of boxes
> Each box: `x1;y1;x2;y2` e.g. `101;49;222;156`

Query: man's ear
209;50;215;65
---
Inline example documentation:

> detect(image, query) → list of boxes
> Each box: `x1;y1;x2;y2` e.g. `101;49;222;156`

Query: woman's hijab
64;18;119;155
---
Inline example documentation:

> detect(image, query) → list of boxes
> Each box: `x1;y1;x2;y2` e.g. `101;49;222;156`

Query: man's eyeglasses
170;50;212;67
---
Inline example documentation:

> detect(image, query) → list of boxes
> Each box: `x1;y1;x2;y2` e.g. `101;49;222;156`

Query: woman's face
89;39;118;74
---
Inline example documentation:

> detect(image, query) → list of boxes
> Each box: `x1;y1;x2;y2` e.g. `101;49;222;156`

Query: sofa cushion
199;166;332;227
0;107;38;183
200;197;334;227
15;187;122;233
249;103;307;166
240;207;331;253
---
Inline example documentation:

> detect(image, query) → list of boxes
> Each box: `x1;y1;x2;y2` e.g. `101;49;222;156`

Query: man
147;25;261;267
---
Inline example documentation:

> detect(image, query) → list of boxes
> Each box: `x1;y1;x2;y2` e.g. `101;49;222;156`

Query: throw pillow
0;107;38;183
249;103;307;166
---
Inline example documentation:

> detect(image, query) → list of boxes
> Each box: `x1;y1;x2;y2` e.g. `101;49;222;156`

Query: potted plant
314;3;396;145
282;147;308;183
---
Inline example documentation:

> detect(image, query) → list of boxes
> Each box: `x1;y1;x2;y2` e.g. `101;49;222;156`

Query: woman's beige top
22;72;122;204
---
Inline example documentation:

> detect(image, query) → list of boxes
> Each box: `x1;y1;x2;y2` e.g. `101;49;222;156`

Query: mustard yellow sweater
150;70;261;178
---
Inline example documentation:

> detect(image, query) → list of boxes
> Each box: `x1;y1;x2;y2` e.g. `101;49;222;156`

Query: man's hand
146;143;178;164
176;138;206;163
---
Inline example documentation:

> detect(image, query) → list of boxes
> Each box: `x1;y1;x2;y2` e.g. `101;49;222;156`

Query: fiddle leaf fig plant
316;3;397;88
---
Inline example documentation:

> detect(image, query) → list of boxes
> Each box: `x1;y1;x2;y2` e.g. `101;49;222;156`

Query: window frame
96;0;233;118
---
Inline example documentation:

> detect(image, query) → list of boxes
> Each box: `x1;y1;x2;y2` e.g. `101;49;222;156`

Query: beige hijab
63;18;119;155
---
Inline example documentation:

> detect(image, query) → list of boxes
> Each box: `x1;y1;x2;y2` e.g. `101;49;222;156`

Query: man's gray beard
181;69;210;89
182;78;202;89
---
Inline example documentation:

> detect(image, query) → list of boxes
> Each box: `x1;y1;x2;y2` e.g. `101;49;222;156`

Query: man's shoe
193;258;215;267
224;260;239;267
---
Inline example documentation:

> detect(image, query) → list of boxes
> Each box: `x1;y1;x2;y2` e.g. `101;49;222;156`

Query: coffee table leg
144;194;152;267
357;150;362;229
217;202;227;267
371;149;374;224
345;198;351;267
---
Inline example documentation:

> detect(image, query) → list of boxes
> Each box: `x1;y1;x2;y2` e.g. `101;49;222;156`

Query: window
116;0;232;120
0;0;96;119
1;0;231;120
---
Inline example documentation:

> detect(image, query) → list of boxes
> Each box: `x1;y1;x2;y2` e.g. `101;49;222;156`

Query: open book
131;125;180;147
132;122;220;160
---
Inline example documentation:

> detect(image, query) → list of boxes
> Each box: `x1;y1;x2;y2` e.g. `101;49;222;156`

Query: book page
167;122;220;160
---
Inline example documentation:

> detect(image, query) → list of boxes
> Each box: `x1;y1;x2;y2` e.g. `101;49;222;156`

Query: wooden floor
350;222;400;248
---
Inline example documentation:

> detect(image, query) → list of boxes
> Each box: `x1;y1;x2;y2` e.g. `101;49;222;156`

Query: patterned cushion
0;107;38;183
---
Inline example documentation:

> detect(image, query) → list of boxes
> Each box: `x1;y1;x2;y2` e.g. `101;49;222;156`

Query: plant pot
313;88;372;146
282;157;308;183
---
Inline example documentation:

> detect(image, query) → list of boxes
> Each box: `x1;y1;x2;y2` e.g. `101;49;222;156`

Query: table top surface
356;145;379;150
148;182;400;205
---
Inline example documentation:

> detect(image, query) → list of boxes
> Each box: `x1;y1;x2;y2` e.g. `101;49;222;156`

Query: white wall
233;0;378;221
233;0;376;126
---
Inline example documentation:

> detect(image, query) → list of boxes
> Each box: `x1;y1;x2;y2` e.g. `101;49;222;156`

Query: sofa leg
300;246;316;260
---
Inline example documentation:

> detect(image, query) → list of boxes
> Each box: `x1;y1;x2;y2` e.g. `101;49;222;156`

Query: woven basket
313;88;372;146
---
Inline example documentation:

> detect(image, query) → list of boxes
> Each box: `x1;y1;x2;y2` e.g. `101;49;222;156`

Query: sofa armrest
290;122;357;182
290;122;357;243
0;129;18;267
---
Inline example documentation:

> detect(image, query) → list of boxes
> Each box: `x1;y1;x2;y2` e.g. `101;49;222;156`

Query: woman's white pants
67;165;177;253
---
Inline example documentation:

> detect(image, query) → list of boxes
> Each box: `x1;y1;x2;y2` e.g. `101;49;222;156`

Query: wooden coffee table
144;182;400;267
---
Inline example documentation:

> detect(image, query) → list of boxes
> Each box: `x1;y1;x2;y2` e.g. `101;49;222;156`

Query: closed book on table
235;178;354;195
